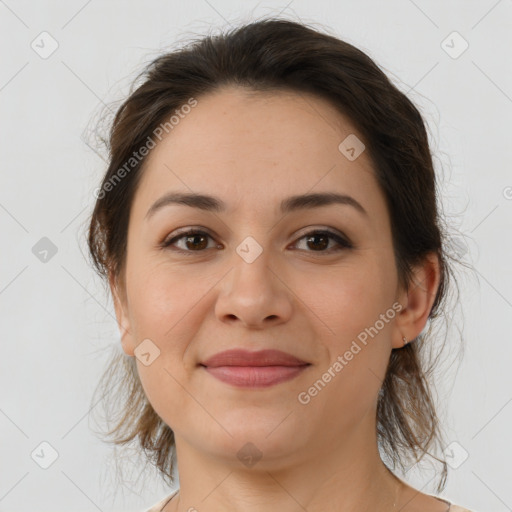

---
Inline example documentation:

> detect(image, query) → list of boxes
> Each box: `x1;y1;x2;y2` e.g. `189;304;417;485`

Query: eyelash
160;227;353;255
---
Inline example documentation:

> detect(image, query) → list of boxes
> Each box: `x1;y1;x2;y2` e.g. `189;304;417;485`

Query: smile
202;364;310;388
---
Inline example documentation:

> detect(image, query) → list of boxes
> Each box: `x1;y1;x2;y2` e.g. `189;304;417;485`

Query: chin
213;418;304;458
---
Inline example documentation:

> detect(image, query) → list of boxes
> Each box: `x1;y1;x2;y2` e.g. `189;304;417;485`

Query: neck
167;409;402;512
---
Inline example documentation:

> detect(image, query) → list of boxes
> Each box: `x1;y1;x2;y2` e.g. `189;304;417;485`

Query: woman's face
112;86;413;468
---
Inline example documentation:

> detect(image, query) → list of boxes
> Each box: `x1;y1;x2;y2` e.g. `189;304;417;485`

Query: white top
144;489;475;511
145;489;178;512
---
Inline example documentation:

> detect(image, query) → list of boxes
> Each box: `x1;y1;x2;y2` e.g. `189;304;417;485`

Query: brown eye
182;233;209;250
294;230;352;253
162;230;218;252
305;233;329;251
161;228;352;255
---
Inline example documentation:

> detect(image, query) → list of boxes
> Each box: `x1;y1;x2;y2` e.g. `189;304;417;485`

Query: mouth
199;349;311;388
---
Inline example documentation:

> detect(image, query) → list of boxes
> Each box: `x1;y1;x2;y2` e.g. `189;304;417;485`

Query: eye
292;229;352;253
162;229;222;253
161;229;220;253
161;228;352;255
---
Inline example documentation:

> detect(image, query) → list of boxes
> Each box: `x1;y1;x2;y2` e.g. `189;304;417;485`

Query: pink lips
200;349;310;388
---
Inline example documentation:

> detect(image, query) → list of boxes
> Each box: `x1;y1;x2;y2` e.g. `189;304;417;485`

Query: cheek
300;261;395;395
127;265;200;338
128;268;203;424
301;263;392;344
126;264;218;384
297;274;393;433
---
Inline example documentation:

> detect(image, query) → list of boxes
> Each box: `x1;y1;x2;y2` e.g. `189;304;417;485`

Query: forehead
132;86;383;219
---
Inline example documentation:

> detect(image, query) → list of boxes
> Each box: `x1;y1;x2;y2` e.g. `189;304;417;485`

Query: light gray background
1;1;511;511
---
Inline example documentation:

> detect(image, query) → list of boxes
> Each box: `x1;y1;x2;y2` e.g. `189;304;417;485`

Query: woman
87;18;474;512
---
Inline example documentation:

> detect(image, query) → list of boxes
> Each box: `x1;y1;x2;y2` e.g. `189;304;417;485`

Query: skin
110;86;445;512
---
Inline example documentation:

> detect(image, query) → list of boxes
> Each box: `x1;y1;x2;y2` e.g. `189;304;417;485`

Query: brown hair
86;17;465;493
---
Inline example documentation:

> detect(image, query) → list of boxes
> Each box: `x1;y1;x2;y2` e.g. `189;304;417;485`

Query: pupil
186;234;207;250
307;234;328;251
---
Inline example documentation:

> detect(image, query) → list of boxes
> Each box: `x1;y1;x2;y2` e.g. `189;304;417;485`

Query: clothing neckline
427;492;452;510
160;490;178;511
161;489;452;511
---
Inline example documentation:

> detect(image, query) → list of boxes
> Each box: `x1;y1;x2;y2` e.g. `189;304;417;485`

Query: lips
200;349;310;388
200;349;309;368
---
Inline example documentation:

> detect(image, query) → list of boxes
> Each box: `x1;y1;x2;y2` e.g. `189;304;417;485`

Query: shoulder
144;489;179;512
449;506;476;512
416;490;475;512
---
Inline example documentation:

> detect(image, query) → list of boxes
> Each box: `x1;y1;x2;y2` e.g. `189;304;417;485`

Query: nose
214;246;293;329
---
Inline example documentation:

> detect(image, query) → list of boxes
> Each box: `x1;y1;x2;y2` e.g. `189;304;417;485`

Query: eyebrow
145;191;368;220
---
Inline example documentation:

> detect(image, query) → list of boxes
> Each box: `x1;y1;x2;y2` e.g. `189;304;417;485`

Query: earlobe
109;273;136;357
392;253;441;349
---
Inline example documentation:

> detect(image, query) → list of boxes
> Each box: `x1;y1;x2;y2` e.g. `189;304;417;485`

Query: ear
109;272;136;357
392;252;441;349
